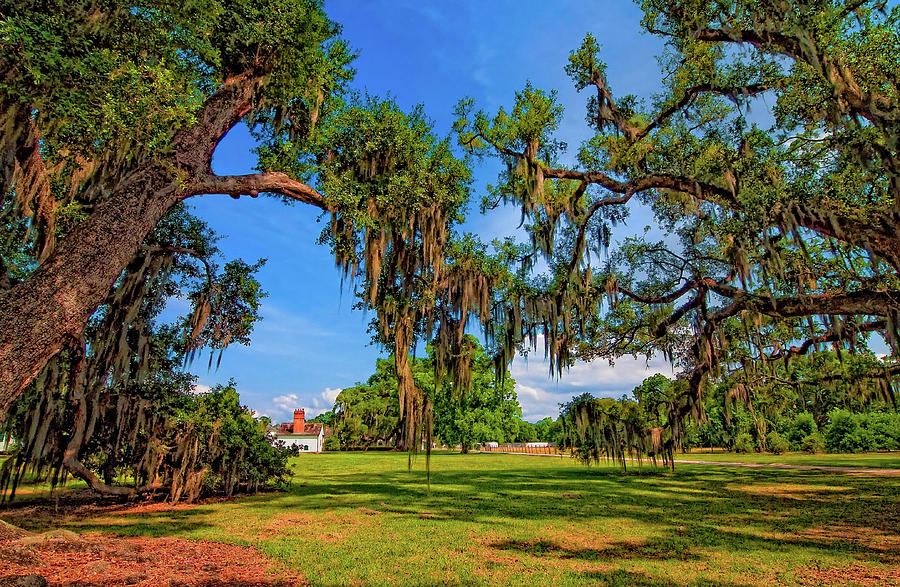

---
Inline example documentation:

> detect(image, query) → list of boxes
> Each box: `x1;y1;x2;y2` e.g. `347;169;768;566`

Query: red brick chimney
293;409;305;434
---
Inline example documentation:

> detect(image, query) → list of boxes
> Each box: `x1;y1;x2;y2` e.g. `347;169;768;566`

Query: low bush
766;431;789;454
824;409;900;452
825;409;860;452
323;435;340;451
860;412;900;450
801;433;826;454
733;433;756;453
787;413;818;450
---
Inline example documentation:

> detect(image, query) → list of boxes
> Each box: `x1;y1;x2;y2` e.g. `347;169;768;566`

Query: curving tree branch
186;172;328;209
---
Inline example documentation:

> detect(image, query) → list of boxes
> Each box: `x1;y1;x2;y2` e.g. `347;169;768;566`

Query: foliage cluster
1;379;291;502
331;339;521;452
558;373;684;468
513;417;564;444
453;0;900;459
823;408;900;452
0;204;286;501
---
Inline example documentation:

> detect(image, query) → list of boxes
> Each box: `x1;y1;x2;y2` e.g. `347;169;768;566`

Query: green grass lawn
673;450;900;469
4;452;900;585
0;456;88;500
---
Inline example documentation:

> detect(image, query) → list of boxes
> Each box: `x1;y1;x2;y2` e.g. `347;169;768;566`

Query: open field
673;451;900;469
482;448;900;470
2;452;899;586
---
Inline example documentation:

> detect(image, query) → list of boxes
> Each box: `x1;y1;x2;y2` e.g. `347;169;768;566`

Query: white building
275;409;324;453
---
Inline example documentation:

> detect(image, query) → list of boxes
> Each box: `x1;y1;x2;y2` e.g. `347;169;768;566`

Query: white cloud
272;393;301;415
267;386;345;421
191;384;212;395
307;386;342;417
322;387;342;404
237;302;341;359
510;348;675;422
515;383;544;400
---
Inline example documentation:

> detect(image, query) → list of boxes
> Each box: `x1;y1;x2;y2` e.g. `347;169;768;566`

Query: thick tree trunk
0;68;321;419
0;166;179;417
63;393;137;497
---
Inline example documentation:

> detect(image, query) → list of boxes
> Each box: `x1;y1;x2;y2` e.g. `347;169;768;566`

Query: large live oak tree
0;0;351;414
1;205;279;500
455;0;900;440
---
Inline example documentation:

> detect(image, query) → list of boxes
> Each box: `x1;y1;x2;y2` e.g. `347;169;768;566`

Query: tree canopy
0;0;357;411
454;0;900;452
1;0;899;475
0;204;286;500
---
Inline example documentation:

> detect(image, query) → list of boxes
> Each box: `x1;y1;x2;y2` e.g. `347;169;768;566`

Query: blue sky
186;1;676;423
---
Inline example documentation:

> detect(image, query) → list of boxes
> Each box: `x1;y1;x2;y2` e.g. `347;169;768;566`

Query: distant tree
333;359;401;450
310;412;336;426
431;338;520;452
631;375;677;427
560;391;676;469
515;419;539;443
534;417;563;443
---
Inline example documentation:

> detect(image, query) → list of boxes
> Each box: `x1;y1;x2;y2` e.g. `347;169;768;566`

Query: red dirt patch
0;520;30;541
799;524;900;555
0;527;306;586
797;562;900;586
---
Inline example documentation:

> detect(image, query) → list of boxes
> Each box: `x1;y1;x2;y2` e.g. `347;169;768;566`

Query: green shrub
825;409;859;452
823;409;900;452
733;433;755;453
787;413;817;449
323;435;340;451
861;412;900;450
801;433;825;454
766;431;789;454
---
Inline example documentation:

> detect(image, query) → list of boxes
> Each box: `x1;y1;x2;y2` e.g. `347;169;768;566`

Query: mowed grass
0;456;89;499
674;451;900;469
7;452;900;586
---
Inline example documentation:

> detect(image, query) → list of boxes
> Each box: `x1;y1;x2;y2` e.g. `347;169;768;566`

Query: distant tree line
326;338;547;452
560;352;900;467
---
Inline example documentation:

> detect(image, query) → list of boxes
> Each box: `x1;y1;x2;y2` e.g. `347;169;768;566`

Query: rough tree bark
0;68;327;418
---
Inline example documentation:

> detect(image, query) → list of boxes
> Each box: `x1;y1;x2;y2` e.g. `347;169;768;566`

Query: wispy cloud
510;344;674;421
272;393;301;416
238;302;340;359
267;385;344;421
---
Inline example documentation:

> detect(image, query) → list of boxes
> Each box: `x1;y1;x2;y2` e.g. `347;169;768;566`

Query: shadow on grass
489;536;703;562
579;568;754;587
8;454;900;573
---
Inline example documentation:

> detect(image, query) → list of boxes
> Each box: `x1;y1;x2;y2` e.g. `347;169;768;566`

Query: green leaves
454;83;564;157
565;33;606;91
458;0;900;446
